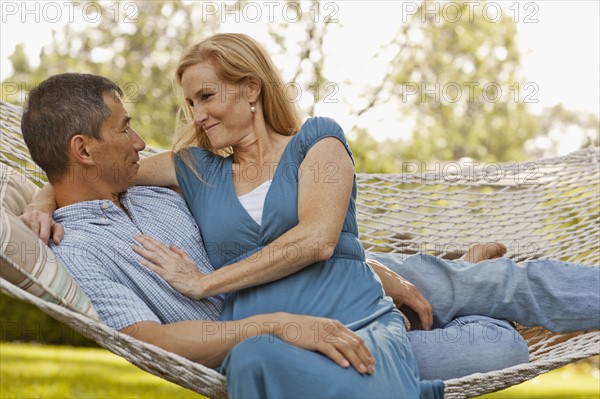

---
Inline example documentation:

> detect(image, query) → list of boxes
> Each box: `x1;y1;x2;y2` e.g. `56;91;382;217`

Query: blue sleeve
55;246;160;330
292;117;354;165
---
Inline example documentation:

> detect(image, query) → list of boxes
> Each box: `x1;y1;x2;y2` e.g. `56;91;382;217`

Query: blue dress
175;117;444;398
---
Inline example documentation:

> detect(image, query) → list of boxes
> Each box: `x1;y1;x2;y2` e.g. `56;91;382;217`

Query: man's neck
53;179;127;211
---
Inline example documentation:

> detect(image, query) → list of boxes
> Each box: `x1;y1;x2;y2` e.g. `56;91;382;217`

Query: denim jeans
408;315;529;380
369;252;600;379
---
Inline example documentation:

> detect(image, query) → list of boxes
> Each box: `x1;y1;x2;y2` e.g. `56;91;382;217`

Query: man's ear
245;76;262;103
69;135;95;166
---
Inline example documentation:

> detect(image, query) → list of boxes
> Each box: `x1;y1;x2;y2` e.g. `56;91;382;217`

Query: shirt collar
53;189;133;225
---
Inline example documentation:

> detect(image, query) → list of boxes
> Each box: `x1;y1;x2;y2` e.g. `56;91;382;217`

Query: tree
377;0;541;162
348;1;599;168
531;104;600;158
2;1;597;167
2;1;219;147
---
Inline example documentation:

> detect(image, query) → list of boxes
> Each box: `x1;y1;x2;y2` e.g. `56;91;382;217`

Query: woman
133;33;445;398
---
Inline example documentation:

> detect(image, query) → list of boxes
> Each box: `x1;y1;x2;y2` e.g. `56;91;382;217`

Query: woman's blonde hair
172;33;302;159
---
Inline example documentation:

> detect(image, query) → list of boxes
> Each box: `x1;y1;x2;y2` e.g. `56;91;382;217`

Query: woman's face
181;61;254;150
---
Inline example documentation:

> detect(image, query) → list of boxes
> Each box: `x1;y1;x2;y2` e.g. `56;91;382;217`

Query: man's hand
367;258;433;330
132;235;207;299
19;206;63;245
272;313;375;375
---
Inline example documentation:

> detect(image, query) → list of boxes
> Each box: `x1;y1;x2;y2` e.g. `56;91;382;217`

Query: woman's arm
134;137;354;298
20;151;178;243
137;151;178;188
19;184;63;244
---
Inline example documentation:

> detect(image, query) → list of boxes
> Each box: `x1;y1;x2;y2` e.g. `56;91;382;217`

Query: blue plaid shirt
51;186;224;330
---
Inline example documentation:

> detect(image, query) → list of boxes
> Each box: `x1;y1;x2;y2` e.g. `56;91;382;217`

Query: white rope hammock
1;100;598;398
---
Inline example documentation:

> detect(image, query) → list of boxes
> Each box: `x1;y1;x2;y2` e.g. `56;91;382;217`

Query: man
20;74;599;383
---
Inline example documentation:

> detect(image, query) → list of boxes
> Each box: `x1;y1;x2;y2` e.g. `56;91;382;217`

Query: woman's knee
224;335;287;377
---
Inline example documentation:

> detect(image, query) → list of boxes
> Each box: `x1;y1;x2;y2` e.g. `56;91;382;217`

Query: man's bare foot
461;242;507;263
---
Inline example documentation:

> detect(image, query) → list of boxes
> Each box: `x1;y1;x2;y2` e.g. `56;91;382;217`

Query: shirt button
102;202;110;209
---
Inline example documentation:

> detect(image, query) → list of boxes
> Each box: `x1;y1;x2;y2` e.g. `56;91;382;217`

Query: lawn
0;342;203;398
477;357;600;399
0;342;598;398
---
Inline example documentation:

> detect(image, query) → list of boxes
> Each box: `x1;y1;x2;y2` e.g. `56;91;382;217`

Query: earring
250;103;256;113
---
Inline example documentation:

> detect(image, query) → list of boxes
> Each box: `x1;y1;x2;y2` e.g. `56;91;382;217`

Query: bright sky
1;1;598;155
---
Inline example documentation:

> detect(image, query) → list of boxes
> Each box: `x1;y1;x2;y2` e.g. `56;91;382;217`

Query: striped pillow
0;164;99;320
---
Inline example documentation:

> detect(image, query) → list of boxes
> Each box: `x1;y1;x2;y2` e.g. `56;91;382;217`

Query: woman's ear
245;76;262;103
69;135;95;166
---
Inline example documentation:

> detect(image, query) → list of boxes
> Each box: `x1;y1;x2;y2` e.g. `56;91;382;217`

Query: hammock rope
1;100;598;398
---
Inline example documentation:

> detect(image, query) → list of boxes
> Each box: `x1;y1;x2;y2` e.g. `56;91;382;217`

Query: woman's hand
20;207;63;245
132;235;206;299
272;313;376;375
19;184;63;245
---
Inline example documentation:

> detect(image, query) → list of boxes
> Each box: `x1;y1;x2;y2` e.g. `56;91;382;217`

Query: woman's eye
201;93;213;101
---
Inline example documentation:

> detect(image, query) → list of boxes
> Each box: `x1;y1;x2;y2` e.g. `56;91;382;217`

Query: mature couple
21;34;599;398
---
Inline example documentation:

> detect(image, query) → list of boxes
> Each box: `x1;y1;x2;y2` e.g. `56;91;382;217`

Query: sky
1;0;598;155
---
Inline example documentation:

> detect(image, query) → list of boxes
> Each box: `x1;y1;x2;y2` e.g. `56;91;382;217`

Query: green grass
1;343;598;398
476;357;600;399
0;342;204;398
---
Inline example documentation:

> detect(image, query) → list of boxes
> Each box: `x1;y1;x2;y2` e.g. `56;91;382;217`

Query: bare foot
461;242;507;263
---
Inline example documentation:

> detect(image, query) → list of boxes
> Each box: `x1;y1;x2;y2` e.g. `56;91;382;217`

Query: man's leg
408;315;529;380
369;252;600;333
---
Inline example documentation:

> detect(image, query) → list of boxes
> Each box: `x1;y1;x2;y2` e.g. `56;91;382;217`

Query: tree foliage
2;0;597;168
348;0;598;169
376;1;539;162
2;1;218;147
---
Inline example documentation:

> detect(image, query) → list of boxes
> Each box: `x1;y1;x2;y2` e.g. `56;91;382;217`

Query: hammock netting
1;100;598;398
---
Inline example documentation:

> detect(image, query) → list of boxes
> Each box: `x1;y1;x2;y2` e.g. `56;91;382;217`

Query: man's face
86;92;146;191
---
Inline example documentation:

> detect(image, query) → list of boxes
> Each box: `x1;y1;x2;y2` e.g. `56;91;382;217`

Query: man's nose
131;129;146;151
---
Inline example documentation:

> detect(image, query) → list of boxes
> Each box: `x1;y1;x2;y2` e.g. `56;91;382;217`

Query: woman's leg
221;312;444;398
369;252;600;333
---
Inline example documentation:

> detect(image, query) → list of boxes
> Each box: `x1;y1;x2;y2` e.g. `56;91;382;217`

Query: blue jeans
408;316;528;380
369;253;600;380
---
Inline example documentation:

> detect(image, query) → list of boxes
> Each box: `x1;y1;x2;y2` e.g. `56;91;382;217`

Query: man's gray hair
21;73;123;182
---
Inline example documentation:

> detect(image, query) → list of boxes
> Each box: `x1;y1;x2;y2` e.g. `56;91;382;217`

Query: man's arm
121;312;375;374
366;258;433;330
57;245;375;374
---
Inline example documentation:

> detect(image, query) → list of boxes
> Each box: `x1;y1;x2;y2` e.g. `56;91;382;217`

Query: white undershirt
237;180;272;226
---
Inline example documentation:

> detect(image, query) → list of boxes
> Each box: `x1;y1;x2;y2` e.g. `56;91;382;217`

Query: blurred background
1;0;599;398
